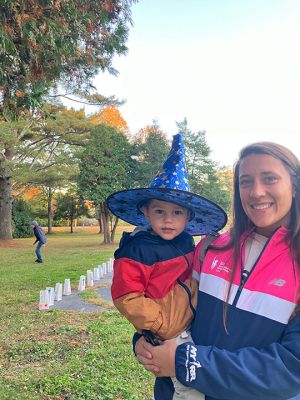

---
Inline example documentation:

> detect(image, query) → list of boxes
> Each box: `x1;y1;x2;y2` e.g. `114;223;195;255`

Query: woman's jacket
154;227;300;400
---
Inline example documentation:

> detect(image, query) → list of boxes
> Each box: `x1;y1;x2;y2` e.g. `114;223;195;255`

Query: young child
107;134;227;400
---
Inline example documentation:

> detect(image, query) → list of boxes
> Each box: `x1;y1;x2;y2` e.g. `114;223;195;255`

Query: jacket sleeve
175;313;300;400
111;257;165;335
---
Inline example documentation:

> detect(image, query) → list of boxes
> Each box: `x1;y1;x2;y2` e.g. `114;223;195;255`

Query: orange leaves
90;106;128;133
101;1;115;13
15;187;42;200
15;13;32;27
87;23;96;33
39;21;47;34
15;90;25;98
53;0;62;11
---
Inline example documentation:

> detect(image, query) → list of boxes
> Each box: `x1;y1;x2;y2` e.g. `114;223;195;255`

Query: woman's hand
135;336;177;377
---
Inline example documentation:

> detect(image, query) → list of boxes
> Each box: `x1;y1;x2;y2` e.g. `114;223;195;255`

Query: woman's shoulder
193;231;231;275
196;231;231;252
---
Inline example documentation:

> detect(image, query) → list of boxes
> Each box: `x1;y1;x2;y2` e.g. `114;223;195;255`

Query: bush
12;199;33;238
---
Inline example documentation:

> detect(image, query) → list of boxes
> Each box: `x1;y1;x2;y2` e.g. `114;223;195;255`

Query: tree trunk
110;216;119;243
98;216;103;234
100;202;112;243
0;151;13;240
70;196;74;233
70;216;74;233
95;204;103;234
47;187;53;234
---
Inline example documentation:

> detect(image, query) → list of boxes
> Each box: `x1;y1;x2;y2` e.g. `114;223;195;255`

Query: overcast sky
79;0;300;167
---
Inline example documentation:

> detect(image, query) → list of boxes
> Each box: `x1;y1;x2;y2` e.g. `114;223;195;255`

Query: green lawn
0;228;154;400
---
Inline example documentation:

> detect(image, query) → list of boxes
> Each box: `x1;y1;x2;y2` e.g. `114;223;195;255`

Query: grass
0;226;154;400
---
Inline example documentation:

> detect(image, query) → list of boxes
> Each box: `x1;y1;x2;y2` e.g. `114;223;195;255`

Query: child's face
141;199;189;240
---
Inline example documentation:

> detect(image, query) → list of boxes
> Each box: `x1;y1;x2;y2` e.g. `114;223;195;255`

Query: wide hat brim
106;188;227;236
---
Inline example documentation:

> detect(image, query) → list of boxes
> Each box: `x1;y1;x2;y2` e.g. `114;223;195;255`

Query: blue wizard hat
106;134;227;236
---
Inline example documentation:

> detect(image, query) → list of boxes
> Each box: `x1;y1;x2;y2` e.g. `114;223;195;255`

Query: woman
135;142;300;400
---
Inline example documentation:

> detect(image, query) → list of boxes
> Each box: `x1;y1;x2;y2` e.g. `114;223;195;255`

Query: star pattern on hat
107;133;227;235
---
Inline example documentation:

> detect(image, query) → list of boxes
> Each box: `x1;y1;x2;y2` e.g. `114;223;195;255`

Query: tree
0;1;136;119
177;118;231;213
54;191;90;233
90;106;129;135
131;121;170;187
78;124;132;243
12;198;32;238
13;106;88;233
0;0;136;240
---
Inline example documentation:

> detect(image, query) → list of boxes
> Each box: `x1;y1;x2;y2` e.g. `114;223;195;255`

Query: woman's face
239;153;293;237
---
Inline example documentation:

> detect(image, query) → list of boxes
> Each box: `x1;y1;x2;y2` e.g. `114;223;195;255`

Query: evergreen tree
77;124;132;243
131;121;170;187
12;198;32;238
54;191;90;233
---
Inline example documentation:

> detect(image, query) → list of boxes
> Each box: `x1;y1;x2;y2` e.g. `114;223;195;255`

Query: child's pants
171;331;205;400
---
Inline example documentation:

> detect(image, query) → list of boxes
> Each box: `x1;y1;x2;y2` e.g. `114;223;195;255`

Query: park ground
0;226;154;400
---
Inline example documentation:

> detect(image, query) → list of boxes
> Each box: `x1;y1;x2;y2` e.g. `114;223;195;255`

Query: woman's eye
239;178;251;187
264;175;277;184
155;209;163;214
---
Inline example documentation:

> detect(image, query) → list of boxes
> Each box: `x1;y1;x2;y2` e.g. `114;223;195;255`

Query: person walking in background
135;141;300;400
31;220;47;264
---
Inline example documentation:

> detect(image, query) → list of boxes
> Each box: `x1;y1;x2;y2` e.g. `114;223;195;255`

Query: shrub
12;199;33;238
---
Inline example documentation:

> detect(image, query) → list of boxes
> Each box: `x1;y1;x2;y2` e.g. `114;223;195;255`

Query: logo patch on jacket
268;278;286;287
185;345;202;382
210;258;231;274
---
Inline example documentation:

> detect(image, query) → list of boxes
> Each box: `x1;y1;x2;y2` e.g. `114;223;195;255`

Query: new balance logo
269;279;286;287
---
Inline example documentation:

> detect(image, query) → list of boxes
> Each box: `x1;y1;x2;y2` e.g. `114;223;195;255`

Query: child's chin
160;231;177;240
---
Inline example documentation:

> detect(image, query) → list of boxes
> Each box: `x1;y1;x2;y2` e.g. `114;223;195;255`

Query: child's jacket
111;229;197;340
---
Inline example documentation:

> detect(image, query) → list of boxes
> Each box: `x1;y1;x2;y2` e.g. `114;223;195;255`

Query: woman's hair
222;142;300;327
231;141;300;263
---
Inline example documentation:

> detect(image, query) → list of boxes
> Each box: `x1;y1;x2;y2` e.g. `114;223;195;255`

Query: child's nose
163;213;173;222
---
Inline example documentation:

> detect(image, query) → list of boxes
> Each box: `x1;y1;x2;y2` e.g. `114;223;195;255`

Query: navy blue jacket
33;226;47;244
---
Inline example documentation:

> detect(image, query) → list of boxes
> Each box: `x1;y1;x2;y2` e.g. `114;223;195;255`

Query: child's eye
174;210;184;215
154;209;164;214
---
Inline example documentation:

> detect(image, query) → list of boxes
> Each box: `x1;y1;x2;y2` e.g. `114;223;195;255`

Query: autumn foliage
90;106;128;134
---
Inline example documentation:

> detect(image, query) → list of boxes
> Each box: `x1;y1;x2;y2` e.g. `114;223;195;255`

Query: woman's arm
136;314;300;400
176;314;300;400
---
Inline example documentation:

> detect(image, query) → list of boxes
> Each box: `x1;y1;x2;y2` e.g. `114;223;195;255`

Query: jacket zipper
231;228;280;306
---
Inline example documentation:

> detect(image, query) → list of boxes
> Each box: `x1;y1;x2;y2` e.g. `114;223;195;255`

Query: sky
80;0;300;167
